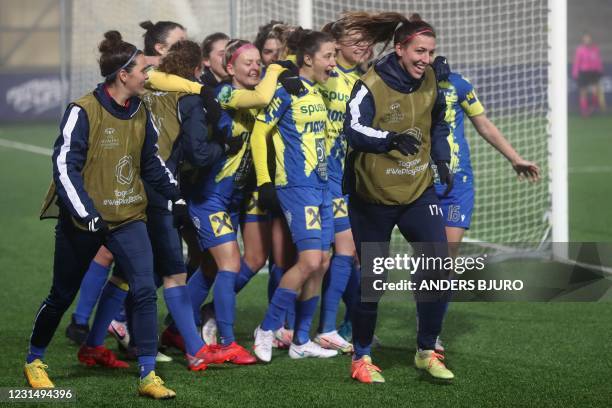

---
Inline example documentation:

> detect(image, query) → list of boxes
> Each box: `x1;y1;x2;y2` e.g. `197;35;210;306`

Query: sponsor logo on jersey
305;206;321;230
209;211;234;237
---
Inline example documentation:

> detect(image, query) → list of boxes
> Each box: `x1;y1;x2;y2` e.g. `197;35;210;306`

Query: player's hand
200;86;222;126
432;56;451;81
258;182;281;213
512;158;540;182
172;199;189;229
278;70;306;96
436;161;454;196
87;216;109;236
224;135;244;155
388;132;421;156
271;60;299;75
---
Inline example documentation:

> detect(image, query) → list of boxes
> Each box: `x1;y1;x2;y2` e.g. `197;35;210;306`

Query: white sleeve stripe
349;84;389;139
56;106;90;218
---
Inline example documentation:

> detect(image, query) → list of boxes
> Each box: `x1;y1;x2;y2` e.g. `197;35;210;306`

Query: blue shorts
276;186;334;252
434;181;474;229
328;179;351;234
240;190;271;224
189;193;241;249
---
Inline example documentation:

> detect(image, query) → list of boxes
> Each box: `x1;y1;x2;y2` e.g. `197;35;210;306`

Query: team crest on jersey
115;155;135;185
383;102;405;123
304;206;321;230
209;211;234;237
217;85;233;104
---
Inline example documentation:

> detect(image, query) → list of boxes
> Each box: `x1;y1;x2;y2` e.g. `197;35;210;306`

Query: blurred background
0;0;610;121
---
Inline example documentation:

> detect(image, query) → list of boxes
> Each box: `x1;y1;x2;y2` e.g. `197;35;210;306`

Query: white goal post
62;0;568;255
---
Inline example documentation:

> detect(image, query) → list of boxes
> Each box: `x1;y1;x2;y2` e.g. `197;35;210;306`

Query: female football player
313;19;372;354
251;28;339;362
341;12;454;383
27;31;181;399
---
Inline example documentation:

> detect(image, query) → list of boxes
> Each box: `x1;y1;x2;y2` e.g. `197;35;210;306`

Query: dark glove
86;216;109;236
435;160;454;196
223;136;244;156
278;70;306;96
258;182;281;213
172;198;189;228
271;60;299;75
432;56;451;81
388;132;421;156
200;86;222;126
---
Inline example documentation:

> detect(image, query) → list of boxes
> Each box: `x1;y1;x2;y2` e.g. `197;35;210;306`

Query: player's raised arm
469;113;540;182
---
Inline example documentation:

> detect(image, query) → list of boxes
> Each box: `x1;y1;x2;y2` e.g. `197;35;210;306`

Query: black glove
258;182;281;213
435;160;454;196
86;216;109;236
172;198;189;228
278;70;306;96
271;60;299;75
432;56;451;81
200;86;222;126
223;136;244;156
388;132;421;156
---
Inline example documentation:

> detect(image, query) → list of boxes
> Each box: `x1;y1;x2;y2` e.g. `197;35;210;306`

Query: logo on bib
116;155;135;185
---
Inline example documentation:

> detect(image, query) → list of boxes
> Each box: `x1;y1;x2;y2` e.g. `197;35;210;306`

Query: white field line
0;138;52;156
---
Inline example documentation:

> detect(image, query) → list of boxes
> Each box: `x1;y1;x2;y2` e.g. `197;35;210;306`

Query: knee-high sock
86;281;128;347
138;355;156;379
235;259;256;293
213;271;237;345
267;264;284;302
352;301;379;360
186;268;214;326
163;285;205;355
342;262;360;323
72;261;110;325
261;288;297;331
319;254;352;333
294;296;319;345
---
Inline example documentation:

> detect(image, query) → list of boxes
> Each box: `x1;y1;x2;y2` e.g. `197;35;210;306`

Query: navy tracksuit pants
29;208;159;357
349;186;450;351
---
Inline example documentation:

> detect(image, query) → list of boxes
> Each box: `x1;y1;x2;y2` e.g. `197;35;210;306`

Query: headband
106;48;140;79
399;28;434;45
228;43;257;66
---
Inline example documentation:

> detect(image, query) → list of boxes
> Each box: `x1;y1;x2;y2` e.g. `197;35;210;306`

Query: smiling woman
249;29;342;362
26;30;182;399
339;11;455;384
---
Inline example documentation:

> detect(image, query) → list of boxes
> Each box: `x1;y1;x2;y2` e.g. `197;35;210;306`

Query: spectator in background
573;32;607;116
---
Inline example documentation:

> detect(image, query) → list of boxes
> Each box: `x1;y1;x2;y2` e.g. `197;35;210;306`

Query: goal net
66;0;555;249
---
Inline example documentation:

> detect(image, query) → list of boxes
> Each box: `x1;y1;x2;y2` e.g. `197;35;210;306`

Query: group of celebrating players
25;11;540;399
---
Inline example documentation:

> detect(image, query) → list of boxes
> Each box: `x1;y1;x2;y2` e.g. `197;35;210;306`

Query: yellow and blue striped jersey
201;83;259;197
317;62;361;183
438;72;485;183
256;78;328;188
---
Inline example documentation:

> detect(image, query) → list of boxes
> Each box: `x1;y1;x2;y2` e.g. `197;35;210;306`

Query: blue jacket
146;93;226;211
52;83;180;222
343;53;450;162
